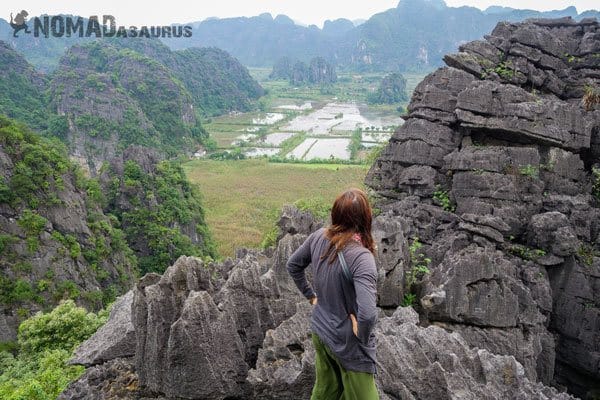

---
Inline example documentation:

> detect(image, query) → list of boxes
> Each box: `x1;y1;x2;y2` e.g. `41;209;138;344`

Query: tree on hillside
368;72;409;104
270;56;337;86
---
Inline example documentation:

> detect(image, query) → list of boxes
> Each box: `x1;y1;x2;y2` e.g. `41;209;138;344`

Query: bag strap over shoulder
337;251;354;284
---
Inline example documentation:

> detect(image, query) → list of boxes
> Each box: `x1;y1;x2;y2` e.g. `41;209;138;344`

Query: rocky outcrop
69;291;136;367
367;17;600;398
250;306;575;400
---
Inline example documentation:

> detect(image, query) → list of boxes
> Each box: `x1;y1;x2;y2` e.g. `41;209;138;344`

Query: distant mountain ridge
165;0;600;71
2;1;599;72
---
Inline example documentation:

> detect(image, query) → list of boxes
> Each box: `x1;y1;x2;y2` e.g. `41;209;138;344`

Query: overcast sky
3;0;598;27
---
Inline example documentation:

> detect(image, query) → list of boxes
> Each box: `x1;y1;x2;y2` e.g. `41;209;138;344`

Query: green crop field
183;159;368;258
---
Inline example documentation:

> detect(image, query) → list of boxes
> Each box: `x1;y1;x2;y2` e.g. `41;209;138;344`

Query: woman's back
287;227;378;373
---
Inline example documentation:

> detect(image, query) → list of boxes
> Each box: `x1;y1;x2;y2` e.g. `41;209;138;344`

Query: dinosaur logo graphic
10;10;31;37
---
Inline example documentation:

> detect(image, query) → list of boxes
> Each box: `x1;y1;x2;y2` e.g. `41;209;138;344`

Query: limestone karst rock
367;16;600;397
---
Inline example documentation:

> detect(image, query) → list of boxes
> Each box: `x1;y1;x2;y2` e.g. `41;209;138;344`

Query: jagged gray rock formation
61;17;599;400
367;16;600;398
69;291;136;367
249;306;576;400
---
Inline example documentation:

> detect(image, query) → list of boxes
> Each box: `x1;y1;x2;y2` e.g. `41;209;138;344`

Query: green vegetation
584;85;600;111
592;166;600;201
0;115;70;208
433;186;455;212
400;293;417;307
0;300;107;400
0;115;134;311
183;159;367;257
0;45;52;131
254;70;425;106
492;61;515;79
348;129;363;161
107;159;216;273
270;56;337;85
367;73;409;104
294;197;332;221
406;237;431;288
508;244;546;261
577;244;597;267
0;70;49;132
518;164;539;179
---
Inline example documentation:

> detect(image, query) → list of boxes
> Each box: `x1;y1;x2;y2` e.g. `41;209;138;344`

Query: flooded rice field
208;102;401;161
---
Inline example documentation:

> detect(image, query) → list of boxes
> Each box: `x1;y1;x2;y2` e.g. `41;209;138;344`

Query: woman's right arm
286;230;319;301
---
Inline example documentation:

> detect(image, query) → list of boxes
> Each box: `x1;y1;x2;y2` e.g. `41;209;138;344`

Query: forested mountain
162;13;336;67
340;0;600;70
164;0;600;71
0;38;263;173
270;56;337;85
0;42;50;130
0;115;217;344
367;72;408;104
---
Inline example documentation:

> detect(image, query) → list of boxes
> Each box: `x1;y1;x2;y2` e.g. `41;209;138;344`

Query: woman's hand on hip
349;313;358;337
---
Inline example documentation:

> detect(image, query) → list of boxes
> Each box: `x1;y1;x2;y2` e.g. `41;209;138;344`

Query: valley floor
183;159;368;257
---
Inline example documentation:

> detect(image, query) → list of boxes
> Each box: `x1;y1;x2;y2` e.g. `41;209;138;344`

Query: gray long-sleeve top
286;228;378;373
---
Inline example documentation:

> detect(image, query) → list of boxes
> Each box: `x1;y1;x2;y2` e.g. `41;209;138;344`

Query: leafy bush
400;293;417;307
294;197;332;221
18;300;107;355
0;300;108;400
0;116;70;208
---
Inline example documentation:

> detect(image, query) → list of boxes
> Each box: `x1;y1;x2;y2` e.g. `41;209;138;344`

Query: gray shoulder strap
337;251;354;284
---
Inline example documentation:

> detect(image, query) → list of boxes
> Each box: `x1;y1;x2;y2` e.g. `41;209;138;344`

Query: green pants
310;334;379;400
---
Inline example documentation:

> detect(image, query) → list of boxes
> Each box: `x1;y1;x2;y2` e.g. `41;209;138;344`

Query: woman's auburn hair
321;188;376;263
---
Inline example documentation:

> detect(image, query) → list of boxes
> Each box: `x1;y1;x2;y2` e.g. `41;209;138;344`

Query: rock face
62;18;599;400
69;291;136;367
367;17;600;398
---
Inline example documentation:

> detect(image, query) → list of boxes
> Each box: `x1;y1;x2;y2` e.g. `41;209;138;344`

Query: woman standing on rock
287;188;379;400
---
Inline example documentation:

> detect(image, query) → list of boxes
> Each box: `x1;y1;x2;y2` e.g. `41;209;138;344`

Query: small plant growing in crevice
518;164;539;179
406;237;431;288
495;62;514;79
508;244;546;261
401;293;417;307
433;186;455;212
592;166;600;202
577;244;597;267
583;84;600;111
